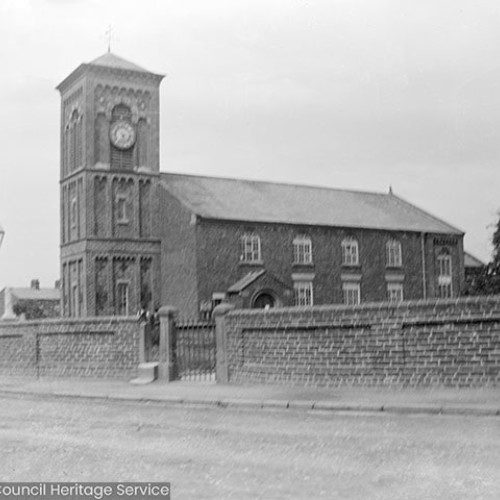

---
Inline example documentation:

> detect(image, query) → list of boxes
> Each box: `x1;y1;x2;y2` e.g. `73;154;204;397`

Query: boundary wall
0;317;140;379
220;296;500;387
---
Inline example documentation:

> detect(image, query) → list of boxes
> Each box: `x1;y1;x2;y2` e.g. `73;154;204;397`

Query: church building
57;53;465;318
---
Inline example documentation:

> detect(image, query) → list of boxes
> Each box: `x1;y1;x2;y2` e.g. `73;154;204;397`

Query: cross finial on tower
105;25;113;53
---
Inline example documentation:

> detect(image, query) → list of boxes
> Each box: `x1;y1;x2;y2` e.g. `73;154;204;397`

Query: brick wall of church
159;187;199;317
193;218;464;311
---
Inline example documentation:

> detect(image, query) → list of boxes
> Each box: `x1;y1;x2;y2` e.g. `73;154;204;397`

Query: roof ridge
160;171;390;198
11;286;58;291
88;52;149;73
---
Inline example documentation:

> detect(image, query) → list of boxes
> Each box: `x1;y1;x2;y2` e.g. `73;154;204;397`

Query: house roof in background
464;252;485;268
9;288;60;301
160;173;464;234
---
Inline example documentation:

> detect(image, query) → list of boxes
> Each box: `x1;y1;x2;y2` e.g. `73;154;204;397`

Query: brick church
58;53;465;318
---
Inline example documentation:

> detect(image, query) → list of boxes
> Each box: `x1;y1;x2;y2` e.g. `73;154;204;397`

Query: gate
141;311;217;382
174;319;216;381
142;319;160;363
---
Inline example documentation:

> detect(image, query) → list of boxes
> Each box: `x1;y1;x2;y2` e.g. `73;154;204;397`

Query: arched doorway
252;292;276;309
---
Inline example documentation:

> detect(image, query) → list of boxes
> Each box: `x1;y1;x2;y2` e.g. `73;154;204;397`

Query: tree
466;213;500;295
492;212;500;271
13;301;49;320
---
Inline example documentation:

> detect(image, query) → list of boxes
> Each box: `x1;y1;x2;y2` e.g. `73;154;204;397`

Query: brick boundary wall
0;317;141;379
222;296;500;387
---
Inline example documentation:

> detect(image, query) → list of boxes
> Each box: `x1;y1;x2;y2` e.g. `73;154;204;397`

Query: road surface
1;393;499;499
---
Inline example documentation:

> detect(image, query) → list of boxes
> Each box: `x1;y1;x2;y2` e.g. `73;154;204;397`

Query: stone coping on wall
0;315;141;380
222;294;500;388
0;316;140;330
225;294;500;318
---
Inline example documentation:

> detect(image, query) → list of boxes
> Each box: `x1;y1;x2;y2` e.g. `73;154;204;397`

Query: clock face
110;121;136;150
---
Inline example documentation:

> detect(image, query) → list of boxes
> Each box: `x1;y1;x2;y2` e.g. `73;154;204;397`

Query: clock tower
57;53;164;316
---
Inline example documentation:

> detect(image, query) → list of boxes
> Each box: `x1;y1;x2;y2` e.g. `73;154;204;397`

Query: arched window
386;240;402;267
66;109;83;173
437;250;453;298
116;281;130;316
240;233;261;263
116;194;129;224
70;196;78;230
341;238;359;266
75;112;82;168
112;104;132;121
293;235;312;264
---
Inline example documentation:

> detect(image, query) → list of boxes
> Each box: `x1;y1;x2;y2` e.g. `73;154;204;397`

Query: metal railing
174;319;216;381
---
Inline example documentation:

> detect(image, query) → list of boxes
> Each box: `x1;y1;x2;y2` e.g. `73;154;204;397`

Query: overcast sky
1;0;499;290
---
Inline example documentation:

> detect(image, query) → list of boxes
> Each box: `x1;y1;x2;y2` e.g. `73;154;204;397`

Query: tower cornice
56;62;164;94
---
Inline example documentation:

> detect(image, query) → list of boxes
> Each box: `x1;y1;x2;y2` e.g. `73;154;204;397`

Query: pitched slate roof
160;173;463;234
227;270;266;293
57;52;163;93
89;52;149;73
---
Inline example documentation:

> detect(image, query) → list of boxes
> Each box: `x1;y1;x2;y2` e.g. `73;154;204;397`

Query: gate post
158;306;178;381
138;321;148;364
213;303;235;384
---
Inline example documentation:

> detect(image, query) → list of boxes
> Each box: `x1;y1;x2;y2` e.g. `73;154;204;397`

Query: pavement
0;375;500;417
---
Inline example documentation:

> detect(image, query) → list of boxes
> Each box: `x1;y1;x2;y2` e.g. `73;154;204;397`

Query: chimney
31;279;40;290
